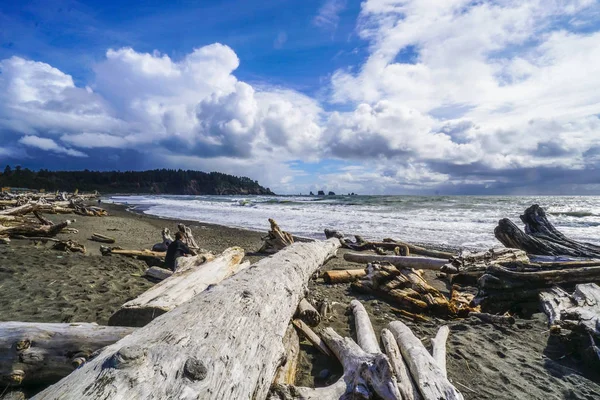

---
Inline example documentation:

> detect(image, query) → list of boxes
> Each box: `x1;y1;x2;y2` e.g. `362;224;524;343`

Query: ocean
108;195;600;250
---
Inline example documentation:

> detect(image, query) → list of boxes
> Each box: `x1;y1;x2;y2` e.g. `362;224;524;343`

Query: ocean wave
549;211;596;218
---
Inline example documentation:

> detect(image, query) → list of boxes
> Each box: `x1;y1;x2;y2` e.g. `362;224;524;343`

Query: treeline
0;166;274;195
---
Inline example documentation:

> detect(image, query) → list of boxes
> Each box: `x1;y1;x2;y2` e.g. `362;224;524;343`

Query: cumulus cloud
18;135;88;157
1;0;600;194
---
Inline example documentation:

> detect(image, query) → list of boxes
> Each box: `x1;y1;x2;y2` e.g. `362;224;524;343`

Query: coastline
1;202;599;399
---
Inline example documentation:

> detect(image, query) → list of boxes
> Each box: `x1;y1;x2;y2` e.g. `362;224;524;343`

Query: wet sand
1;202;599;399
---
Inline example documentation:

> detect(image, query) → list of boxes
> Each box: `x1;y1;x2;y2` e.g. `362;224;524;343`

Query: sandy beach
1;202;599;399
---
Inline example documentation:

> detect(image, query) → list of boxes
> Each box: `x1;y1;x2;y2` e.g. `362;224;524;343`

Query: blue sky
1;0;600;194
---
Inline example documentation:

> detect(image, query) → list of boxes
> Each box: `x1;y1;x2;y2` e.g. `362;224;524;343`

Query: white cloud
314;0;347;29
2;0;600;194
18;135;88;157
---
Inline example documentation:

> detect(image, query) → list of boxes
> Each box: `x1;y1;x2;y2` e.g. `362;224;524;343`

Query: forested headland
0;166;274;195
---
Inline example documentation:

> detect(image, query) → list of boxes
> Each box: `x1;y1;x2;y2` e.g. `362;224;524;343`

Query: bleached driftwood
259;218;294;254
381;328;421;400
109;248;246;327
90;233;115;244
0;220;75;238
178;223;199;252
344;253;448;270
539;286;573;327
273;324;300;385
295;299;321;327
151;228;174;252
442;248;529;275
270;300;402;400
292;319;331;357
144;266;173;281
0;322;135;387
34;238;340;400
430;325;449;378
469;312;515;326
387;321;463;400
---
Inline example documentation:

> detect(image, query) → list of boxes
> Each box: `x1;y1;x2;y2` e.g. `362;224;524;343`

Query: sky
1;0;600;195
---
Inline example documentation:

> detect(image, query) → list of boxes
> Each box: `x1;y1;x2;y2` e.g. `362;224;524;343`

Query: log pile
270;300;463;400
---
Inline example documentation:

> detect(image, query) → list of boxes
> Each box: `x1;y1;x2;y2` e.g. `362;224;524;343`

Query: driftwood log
0;322;135;387
322;268;366;283
387;321;463;399
177;223;200;253
0;220;75;238
540;284;600;366
271;300;402;400
151;228;174;252
33;238;340;400
344;253;448;270
90;233;115;244
495;205;600;258
295;299;321;327
109;248;245;327
442;248;529;275
292;319;332;357
259;218;294;254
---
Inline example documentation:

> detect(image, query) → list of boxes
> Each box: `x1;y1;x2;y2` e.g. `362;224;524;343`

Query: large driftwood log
442;248;529;274
151;228;174;252
177;223;199;253
381;328;421;400
0;322;135;387
34;238;340;400
270;300;402;400
0;220;75;238
259;218;294;254
344;253;448;270
495;205;600;257
479;264;600;290
109;247;245;327
387;321;463;400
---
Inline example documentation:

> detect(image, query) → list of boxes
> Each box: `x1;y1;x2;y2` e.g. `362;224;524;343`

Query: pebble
318;369;330;379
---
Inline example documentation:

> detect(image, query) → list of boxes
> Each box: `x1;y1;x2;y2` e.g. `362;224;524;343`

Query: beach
1;202;600;399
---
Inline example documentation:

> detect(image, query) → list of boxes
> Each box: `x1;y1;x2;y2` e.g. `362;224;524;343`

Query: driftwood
0;220;75;238
469;312;515;325
144;266;173;281
495;205;600;257
323;229;453;258
90;233;115;244
52;239;86;253
177;223;199;253
479;264;600;290
151;228;174;252
271;300;402;400
259;218;294;254
0;322;135;387
100;247;165;265
273;324;300;385
442;248;529;275
387;321;463;400
352;263;452;315
380;328;421;400
295;299;321;327
109;248;245;327
322;268;366;283
34;238;340;400
540;284;600;365
292;319;332;357
344;253;448;270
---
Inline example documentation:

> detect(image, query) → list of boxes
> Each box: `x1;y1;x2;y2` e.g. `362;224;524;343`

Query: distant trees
0;167;275;195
